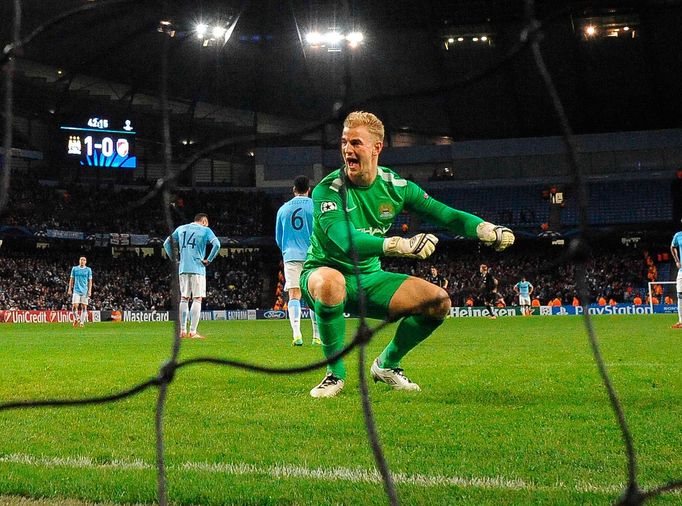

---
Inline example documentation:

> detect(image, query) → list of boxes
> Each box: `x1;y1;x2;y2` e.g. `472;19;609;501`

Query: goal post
647;281;678;313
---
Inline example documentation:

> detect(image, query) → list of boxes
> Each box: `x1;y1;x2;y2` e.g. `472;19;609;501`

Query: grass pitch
0;315;680;505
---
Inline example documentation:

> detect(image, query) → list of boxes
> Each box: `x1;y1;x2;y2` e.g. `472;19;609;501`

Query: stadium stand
2;176;273;236
382;241;658;308
0;247;265;310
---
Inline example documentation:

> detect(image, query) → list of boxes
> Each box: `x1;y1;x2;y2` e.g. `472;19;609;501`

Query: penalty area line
0;452;626;495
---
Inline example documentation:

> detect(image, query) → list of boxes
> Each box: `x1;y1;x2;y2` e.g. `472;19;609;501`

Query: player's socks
72;308;79;326
189;299;202;334
288;299;302;337
309;309;320;340
314;300;346;380
179;299;189;332
378;315;444;369
80;308;88;324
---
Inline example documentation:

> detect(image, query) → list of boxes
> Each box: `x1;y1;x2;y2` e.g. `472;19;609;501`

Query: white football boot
370;358;421;392
310;373;345;398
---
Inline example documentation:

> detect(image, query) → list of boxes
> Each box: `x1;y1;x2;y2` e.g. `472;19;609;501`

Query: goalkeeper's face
341;125;382;185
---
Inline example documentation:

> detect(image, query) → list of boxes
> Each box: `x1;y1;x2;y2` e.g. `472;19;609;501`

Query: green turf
0;315;680;505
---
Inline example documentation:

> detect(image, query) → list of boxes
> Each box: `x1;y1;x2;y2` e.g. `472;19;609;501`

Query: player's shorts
72;293;89;305
300;268;409;319
484;290;501;305
677;268;682;293
180;273;206;298
283;261;304;291
519;295;531;306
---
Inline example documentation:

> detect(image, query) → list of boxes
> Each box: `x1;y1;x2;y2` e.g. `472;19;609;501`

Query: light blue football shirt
164;222;221;275
70;266;92;296
671;231;682;252
275;195;313;262
515;280;533;297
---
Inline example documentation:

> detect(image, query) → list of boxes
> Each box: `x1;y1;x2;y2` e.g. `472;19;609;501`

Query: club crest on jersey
378;203;394;219
321;201;337;213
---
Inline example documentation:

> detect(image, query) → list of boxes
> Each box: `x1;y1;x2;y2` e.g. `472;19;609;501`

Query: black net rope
1;1;681;505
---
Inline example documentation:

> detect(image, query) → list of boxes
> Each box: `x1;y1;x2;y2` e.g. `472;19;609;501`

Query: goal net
647;281;678;312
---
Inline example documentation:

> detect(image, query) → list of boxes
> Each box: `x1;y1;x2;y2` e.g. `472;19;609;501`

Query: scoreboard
61;117;137;169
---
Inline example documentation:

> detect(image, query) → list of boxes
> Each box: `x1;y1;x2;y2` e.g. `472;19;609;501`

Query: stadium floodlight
306;30;363;51
480;35;488;41
325;31;344;45
347;32;364;44
457;37;464;42
574;12;638;40
196;23;208;38
472;37;479;42
305;31;323;45
447;37;455;43
212;25;226;39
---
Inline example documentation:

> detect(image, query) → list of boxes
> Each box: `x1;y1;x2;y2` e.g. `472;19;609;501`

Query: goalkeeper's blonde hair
343;111;384;142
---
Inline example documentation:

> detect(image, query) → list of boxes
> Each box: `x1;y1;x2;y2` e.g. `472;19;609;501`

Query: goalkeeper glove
476;221;515;251
383;233;438;259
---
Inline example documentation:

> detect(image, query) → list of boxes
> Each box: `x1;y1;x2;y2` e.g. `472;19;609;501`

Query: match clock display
61;117;137;169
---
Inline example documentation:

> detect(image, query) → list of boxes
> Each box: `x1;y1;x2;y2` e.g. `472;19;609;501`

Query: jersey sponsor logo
378;203;394;219
359;225;390;236
321;201;337;213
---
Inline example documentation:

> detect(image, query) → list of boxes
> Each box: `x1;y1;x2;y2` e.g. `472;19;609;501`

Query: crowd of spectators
2;177;273;237
0;247;265;311
1;176;673;311
0;238;668;312
382;241;653;307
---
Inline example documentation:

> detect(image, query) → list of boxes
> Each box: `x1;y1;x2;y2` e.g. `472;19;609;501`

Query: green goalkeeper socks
314;300;347;380
378;315;444;369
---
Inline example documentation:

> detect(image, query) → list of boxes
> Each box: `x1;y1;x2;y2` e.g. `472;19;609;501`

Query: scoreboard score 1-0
61;117;137;168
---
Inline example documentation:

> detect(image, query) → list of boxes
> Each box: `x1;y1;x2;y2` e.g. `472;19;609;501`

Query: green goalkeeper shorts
301;268;409;319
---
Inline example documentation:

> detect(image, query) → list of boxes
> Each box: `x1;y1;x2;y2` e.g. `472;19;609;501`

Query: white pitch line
0;453;638;495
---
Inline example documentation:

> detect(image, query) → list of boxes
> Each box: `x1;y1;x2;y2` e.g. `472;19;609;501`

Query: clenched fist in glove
476;221;515;251
383;233;438;259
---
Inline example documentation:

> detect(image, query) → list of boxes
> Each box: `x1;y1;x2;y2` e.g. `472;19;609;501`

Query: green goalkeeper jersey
304;166;484;275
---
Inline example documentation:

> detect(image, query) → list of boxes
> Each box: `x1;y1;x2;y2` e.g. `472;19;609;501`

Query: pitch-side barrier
1;305;676;324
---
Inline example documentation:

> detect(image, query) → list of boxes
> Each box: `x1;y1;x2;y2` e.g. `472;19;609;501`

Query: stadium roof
1;0;681;145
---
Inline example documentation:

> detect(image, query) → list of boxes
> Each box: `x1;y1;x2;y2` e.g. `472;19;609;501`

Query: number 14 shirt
164;223;220;275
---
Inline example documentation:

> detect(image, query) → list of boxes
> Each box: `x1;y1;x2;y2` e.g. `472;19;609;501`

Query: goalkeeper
302;111;515;398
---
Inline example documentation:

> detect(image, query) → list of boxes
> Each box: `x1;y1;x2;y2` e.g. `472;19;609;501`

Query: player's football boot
79;322;84;328
189;332;205;339
292;335;303;346
180;332;190;339
311;337;322;346
370;358;421;391
671;322;682;329
72;319;78;328
310;373;345;398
